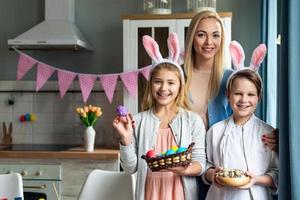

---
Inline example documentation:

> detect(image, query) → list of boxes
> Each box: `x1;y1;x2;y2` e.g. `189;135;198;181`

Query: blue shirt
207;69;233;127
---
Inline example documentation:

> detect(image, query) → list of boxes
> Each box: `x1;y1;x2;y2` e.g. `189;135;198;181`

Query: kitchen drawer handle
24;184;47;189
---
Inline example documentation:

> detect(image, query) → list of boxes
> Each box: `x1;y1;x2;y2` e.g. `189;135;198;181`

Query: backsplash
0;81;123;147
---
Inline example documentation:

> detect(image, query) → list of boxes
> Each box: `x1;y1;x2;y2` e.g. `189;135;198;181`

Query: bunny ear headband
227;40;267;88
142;32;185;81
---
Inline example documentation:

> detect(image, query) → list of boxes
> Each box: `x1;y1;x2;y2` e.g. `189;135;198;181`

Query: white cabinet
122;13;232;114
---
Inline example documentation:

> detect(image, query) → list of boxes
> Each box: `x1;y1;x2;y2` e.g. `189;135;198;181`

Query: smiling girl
113;33;206;200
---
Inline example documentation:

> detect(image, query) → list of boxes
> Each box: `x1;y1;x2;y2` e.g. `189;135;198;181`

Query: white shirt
205;114;278;200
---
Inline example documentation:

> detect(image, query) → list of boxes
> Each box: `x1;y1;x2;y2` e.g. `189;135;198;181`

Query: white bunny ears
227;40;267;87
142;32;185;80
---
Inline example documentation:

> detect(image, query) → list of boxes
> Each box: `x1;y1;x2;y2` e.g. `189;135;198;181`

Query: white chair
0;173;24;199
78;169;135;200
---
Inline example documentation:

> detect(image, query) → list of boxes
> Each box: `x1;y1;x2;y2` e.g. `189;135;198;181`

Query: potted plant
76;105;102;152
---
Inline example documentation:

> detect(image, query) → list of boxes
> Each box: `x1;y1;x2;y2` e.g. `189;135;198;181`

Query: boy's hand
237;171;257;189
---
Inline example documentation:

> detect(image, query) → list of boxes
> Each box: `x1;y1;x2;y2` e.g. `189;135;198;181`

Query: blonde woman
183;10;278;199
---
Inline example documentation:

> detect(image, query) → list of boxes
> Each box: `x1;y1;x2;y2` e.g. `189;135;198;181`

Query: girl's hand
165;166;189;176
112;114;134;145
164;161;202;176
238;171;257;189
262;128;279;152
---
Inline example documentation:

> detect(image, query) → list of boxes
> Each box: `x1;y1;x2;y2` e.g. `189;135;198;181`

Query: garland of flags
15;49;152;103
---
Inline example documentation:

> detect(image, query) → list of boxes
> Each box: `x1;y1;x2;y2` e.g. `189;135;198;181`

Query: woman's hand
112;114;134;145
238;171;257;189
262;128;279;152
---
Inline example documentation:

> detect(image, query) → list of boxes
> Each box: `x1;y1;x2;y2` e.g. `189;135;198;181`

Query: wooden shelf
0;147;119;160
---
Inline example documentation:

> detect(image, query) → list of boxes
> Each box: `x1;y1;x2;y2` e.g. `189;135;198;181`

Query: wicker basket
141;142;195;172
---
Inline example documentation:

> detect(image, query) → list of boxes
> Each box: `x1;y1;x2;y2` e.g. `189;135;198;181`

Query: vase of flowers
76;105;102;152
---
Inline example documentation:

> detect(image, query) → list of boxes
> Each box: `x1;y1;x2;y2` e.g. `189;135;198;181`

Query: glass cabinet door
137;27;170;111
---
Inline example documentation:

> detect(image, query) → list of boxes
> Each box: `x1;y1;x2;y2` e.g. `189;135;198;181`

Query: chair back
0;173;23;199
78;169;135;200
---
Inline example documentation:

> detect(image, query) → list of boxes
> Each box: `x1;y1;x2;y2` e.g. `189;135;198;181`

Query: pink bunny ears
142;32;185;80
230;40;267;72
226;40;267;88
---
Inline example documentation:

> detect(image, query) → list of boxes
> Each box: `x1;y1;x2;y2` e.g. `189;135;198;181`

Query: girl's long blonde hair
141;63;190;111
184;10;225;100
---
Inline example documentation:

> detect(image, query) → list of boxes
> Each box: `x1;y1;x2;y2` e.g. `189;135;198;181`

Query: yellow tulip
96;107;101;112
81;111;87;118
95;110;102;117
76;108;81;114
84;106;89;113
91;106;97;112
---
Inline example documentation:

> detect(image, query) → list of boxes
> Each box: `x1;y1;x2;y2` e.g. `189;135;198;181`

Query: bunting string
13;48;154;103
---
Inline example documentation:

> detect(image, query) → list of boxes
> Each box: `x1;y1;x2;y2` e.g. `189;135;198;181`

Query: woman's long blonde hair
184;10;225;100
141;63;190;111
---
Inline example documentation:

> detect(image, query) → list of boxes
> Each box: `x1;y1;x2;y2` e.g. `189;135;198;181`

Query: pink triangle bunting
139;65;152;81
99;74;118;104
78;74;97;103
36;63;55;91
17;53;37;80
58;70;77;98
120;71;138;98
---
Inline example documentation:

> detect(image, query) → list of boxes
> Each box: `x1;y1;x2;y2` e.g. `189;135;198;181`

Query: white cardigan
205;114;278;200
120;108;206;200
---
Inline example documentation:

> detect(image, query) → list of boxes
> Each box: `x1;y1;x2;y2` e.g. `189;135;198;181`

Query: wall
0;0;261;80
0;0;261;145
0;80;123;146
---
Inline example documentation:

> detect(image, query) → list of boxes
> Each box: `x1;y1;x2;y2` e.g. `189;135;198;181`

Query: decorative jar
187;0;216;13
83;126;96;152
143;0;172;14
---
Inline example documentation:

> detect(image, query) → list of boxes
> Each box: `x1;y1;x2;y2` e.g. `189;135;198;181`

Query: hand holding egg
113;105;134;145
115;105;135;128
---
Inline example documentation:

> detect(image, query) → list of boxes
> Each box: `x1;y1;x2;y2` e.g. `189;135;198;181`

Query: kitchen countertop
0;145;119;160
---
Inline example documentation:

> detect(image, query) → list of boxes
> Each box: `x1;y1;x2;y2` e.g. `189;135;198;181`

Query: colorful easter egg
165;149;175;156
177;147;187;153
30;113;37;122
116;105;128;117
146;150;156;158
171;146;178;152
19;115;25;122
24;113;31;121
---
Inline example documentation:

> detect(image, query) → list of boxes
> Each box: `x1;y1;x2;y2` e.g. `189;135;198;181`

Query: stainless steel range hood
8;0;93;51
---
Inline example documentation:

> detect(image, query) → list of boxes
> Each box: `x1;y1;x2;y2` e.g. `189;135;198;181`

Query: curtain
260;0;277;127
278;0;300;199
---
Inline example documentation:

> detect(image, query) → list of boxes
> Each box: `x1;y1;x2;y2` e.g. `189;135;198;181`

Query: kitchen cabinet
122;13;232;114
0;147;120;199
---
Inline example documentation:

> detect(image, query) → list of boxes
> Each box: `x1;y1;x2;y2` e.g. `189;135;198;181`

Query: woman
183;10;278;199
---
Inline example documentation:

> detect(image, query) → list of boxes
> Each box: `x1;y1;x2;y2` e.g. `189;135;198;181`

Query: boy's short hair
226;69;263;98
